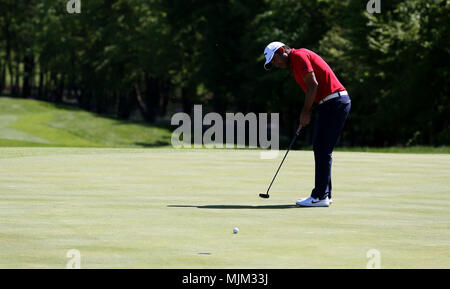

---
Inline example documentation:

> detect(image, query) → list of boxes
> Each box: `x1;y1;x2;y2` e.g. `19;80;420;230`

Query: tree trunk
43;70;50;101
13;53;20;98
144;73;160;122
38;65;44;100
134;82;151;121
0;59;5;95
4;19;13;96
160;80;170;116
94;89;107;114
55;74;64;104
77;85;91;110
181;86;192;114
49;71;57;102
22;54;34;98
117;90;132;119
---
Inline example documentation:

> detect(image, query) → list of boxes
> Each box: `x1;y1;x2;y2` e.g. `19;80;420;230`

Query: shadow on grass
167;204;299;209
134;141;171;147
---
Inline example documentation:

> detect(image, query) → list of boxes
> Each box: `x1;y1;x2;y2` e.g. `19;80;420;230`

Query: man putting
264;41;351;207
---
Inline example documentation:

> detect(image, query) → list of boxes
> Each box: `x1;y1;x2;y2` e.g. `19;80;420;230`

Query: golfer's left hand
300;110;311;127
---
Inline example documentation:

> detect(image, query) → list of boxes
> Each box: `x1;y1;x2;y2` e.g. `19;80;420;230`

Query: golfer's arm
302;72;318;113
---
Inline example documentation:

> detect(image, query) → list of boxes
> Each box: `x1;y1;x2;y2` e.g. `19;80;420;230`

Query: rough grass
0;97;172;148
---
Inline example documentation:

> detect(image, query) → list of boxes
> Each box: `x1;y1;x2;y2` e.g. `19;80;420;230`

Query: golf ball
233;227;239;234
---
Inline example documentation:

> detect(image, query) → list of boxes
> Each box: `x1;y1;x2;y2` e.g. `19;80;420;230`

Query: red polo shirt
289;48;345;103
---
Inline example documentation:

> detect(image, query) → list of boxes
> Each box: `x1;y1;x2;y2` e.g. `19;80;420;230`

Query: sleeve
291;51;314;80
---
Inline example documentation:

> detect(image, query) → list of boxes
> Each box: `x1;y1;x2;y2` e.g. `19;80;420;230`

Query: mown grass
0;148;449;268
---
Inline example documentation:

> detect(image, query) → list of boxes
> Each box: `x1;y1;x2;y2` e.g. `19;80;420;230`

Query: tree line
0;0;448;146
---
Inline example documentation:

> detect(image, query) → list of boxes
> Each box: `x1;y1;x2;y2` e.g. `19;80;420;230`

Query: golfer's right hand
300;111;311;127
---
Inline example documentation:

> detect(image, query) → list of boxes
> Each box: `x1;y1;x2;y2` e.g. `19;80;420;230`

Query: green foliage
0;0;448;146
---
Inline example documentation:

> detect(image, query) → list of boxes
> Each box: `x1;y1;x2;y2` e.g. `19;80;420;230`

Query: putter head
259;193;270;199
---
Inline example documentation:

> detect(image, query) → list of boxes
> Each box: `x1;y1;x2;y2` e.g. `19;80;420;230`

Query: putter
259;125;302;199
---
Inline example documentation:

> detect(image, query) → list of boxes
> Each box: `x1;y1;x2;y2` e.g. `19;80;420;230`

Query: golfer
264;41;351;207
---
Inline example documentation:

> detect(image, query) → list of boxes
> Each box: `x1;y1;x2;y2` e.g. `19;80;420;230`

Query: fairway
0;148;449;268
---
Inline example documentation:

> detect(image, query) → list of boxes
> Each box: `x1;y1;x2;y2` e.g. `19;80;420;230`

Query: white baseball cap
264;41;286;70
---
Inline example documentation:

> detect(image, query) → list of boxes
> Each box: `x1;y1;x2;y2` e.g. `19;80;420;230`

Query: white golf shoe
296;196;330;207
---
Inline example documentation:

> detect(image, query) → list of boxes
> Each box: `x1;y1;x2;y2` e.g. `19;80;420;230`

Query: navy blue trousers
311;94;351;200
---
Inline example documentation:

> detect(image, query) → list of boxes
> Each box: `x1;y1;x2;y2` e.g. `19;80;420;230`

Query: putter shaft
264;126;302;197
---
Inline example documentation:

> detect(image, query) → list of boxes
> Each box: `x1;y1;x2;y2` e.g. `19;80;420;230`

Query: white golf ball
233;227;239;234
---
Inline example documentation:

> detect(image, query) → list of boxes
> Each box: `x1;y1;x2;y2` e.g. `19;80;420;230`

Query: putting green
0;148;449;268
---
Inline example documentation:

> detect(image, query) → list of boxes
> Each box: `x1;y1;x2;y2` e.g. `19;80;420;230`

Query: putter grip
296;125;302;135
